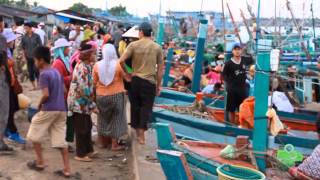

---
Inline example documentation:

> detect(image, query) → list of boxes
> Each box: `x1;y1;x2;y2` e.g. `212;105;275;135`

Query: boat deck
179;141;257;170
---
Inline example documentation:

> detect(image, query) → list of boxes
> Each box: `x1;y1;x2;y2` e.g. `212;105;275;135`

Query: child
26;46;71;177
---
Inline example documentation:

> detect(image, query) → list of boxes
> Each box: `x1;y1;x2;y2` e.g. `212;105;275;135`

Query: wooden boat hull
159;89;318;124
208;108;317;132
152;107;318;151
155;123;263;178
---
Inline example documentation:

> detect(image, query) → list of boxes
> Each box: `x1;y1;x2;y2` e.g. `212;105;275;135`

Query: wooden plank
157;150;194;180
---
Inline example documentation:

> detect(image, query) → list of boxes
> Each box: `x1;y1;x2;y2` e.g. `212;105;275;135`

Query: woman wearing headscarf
93;44;128;151
0;51;13;152
52;38;74;152
3;29;25;144
67;43;98;162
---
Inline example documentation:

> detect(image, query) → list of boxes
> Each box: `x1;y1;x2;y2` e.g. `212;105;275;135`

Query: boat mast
222;0;226;51
286;0;311;60
274;0;277;34
226;3;242;44
240;9;253;41
311;0;317;51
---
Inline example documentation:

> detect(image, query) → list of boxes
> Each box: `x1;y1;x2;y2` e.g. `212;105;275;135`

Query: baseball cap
232;43;242;50
138;22;152;32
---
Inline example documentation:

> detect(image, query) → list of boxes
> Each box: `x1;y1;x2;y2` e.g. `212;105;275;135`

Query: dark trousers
130;77;156;130
65;116;74;143
26;58;39;82
7;88;19;133
72;113;93;157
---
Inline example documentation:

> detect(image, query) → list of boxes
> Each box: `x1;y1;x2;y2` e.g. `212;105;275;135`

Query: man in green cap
119;22;163;145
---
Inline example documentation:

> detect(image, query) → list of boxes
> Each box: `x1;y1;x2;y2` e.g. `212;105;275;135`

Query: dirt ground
0;82;134;180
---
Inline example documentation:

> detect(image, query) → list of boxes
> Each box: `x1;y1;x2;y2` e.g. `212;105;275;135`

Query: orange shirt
93;62;125;96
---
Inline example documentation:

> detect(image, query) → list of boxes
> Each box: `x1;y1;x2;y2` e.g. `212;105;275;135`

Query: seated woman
289;113;320;180
171;64;194;90
202;65;222;94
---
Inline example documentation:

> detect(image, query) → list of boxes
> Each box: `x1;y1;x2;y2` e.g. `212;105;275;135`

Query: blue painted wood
191;19;208;93
155;123;175;150
155;123;219;178
156;17;165;45
163;48;174;87
152;108;318;150
157;150;192;180
253;52;270;171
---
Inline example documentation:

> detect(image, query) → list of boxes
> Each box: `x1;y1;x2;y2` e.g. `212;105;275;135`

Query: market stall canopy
122;25;139;38
55;12;96;23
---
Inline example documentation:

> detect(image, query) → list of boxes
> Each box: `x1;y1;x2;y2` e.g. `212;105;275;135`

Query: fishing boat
158;89;318;125
155;123;287;179
152;106;318;150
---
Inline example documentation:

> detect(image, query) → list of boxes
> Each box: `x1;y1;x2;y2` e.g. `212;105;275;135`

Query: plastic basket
217;164;266;180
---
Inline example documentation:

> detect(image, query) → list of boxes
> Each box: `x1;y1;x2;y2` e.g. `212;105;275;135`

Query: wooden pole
156;16;165;45
162;48;174;87
253;51;270;172
285;0;311;60
226;3;242;44
191;19;208;93
240;9;253;41
253;0;269;172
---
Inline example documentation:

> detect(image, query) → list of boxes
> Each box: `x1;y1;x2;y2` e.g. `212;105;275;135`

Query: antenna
105;0;108;12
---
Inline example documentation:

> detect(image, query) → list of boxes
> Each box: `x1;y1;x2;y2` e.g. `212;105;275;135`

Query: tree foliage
108;4;130;17
15;0;29;8
0;0;14;5
69;2;92;15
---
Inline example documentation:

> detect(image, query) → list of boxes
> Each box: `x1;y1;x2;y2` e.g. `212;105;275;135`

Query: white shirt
34;28;46;45
268;91;294;113
69;30;84;49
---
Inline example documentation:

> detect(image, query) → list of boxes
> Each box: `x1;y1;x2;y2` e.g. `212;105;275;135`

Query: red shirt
52;58;71;99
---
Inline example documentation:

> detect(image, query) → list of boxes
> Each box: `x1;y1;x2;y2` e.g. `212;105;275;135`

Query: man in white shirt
69;24;84;50
34;22;47;46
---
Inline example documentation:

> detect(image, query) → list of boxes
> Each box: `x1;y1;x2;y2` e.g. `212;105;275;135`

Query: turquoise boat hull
152;107;318;151
158;89;318;123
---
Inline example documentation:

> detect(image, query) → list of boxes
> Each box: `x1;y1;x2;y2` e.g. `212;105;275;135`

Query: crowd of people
0;15;163;177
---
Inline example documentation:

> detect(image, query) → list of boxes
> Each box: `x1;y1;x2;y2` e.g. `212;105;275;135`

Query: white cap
122;25;139;38
3;28;17;43
52;38;71;50
39;22;45;26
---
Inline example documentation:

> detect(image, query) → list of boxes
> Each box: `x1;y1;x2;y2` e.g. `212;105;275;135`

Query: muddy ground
0;83;134;180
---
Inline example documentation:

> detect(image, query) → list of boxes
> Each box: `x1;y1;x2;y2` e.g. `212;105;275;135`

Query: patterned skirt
298;145;320;179
96;92;128;139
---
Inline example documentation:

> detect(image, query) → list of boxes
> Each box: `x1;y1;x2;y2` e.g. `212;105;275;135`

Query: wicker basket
217;164;266;180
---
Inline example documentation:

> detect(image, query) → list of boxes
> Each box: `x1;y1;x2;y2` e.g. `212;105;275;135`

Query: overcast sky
27;0;320;21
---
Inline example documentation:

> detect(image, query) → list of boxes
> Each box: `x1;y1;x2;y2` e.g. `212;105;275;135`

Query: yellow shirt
118;40;127;56
123;38;163;84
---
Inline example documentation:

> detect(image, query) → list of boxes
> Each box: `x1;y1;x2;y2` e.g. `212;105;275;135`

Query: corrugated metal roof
0;5;39;19
55;12;96;23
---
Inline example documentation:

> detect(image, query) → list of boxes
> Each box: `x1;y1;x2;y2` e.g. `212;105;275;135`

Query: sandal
27;160;45;171
87;151;98;158
111;145;126;151
54;170;71;178
0;144;14;152
74;156;92;162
